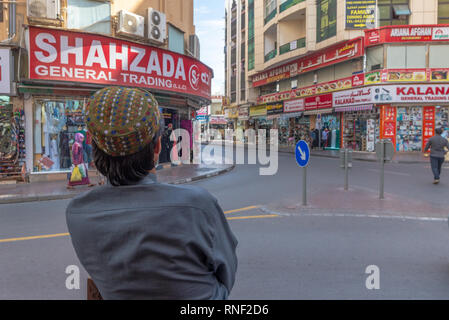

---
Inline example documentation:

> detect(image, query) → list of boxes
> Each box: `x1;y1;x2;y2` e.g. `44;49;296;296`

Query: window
438;0;449;24
366;46;384;71
429;45;449;68
248;0;255;70
386;45;426;69
317;0;337;42
378;0;410;27
265;0;277;18
168;24;185;54
67;0;111;35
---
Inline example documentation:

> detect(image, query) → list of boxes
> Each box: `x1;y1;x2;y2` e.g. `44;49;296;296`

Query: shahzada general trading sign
27;26;213;100
345;0;376;29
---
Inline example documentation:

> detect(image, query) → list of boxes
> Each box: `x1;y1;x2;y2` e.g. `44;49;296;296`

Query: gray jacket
66;174;238;300
424;135;449;158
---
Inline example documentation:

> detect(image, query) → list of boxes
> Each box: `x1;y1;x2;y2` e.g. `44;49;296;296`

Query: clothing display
342;109;380;152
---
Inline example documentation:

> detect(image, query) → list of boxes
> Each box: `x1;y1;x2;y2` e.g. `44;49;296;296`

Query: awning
304;108;333;115
334;105;374;112
393;4;411;16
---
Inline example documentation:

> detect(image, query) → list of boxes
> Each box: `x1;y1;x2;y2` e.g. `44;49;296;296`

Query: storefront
22;26;212;178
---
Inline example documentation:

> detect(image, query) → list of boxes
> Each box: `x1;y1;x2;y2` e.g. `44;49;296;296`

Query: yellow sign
249;105;267;117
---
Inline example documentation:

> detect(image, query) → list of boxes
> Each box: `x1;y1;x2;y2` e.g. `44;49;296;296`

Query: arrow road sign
295;140;310;167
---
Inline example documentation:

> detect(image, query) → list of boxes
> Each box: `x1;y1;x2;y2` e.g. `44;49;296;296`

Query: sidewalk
0;163;234;204
202;140;429;163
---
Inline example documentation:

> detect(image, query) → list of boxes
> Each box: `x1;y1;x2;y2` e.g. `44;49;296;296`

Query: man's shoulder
66;182;217;215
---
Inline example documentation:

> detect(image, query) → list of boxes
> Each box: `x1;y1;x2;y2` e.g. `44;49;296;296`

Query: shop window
378;0;410;26
301;72;315;87
366;46;384;71
438;0;449;23
168;24;185;55
33;99;91;173
316;0;337;43
67;0;111;35
334;61;353;79
396;107;422;152
279;78;291;92
429;45;449;68
386;45;426;69
317;65;335;83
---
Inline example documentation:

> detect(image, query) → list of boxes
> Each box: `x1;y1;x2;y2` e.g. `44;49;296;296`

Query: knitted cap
85;87;161;157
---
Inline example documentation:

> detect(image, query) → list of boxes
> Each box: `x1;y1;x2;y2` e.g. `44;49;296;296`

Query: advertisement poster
429;69;449;81
386;69;427;82
28;26;213;100
266;103;284;115
345;0;376;29
364;71;381;85
381;105;396;146
317;0;337;42
423;106;436;152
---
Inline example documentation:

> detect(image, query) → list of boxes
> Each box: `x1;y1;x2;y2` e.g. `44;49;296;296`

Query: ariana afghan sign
27;26;213;100
345;0;376;29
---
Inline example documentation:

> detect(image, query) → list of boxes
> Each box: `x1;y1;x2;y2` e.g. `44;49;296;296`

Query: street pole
379;140;385;200
302;166;307;206
344;148;349;191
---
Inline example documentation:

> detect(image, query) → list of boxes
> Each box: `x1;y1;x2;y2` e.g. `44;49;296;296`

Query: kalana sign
27;26;213;100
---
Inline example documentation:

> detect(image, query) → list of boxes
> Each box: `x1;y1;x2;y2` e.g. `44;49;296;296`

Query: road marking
0;233;70;243
227;214;278;220
224;205;261;214
367;169;411;176
0;205;268;243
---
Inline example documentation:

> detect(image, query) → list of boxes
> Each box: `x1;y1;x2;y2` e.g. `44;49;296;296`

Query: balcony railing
279;0;304;13
264;8;277;25
264;48;277;62
279;37;306;55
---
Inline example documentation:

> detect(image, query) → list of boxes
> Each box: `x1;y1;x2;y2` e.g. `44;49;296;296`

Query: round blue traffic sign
295;140;310;167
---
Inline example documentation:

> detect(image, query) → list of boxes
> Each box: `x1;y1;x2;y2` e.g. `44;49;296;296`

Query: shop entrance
342;109;380;152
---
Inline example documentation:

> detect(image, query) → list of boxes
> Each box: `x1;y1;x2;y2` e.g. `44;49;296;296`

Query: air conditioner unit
189;34;200;59
27;0;60;20
118;10;145;38
147;8;167;43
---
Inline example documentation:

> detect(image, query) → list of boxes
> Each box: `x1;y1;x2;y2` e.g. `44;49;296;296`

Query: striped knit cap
85;87;161;157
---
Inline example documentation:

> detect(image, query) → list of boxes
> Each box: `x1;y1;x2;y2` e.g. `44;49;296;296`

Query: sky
194;0;226;95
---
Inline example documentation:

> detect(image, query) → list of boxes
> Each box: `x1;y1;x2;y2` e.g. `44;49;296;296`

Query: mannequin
59;125;71;169
49;134;60;170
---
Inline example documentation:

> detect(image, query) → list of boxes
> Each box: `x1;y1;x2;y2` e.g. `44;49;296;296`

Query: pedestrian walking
67;133;95;189
424;127;449;184
66;87;238;300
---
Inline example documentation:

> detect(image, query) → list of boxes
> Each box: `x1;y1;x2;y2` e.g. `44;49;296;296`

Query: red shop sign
365;24;449;47
304;93;333;110
27;26;213;100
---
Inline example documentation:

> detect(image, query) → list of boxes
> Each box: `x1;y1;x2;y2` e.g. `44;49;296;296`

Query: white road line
367;169;411;176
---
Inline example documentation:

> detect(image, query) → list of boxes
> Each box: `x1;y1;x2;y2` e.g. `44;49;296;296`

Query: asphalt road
1;149;449;299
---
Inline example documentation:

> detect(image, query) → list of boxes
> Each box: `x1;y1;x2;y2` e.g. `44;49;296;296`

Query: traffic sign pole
302;166;307;206
344;148;349;191
380;140;385;200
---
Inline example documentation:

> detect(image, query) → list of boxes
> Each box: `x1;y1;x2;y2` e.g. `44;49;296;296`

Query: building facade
225;0;449;152
0;0;212;181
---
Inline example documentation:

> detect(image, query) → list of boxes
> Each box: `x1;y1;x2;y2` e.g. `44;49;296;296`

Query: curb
0;165;235;205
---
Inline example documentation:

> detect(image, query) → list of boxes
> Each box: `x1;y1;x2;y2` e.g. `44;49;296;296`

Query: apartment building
0;0;212;181
225;0;449;153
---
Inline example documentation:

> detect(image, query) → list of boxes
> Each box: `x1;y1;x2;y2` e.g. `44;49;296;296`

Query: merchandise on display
396;107;423;152
342;109;380;152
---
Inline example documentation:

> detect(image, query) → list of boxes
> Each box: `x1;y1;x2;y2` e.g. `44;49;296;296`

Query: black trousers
430;156;445;180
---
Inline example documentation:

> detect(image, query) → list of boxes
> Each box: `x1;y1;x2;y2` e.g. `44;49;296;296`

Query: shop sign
252;38;363;87
0;48;11;94
249;105;267;117
333;87;374;108
209;116;227;125
238;107;249;120
27;26;213;100
284;98;305;113
267;102;284;115
352;74;365;87
365;24;449;47
310;76;353;95
196;106;209;116
196;115;208;122
228;107;239;119
345;0;376;30
373;84;449;104
258;90;298;104
304;93;333;110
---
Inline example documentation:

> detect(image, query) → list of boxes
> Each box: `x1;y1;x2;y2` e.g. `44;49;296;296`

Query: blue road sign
295;140;310;167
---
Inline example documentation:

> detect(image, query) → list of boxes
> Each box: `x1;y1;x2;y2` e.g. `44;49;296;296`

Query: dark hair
436;128;443;135
92;139;157;186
